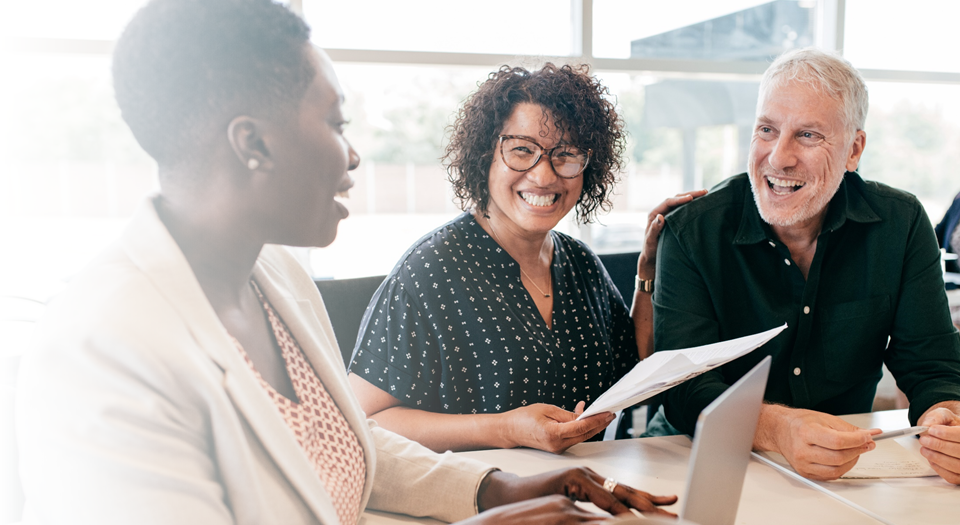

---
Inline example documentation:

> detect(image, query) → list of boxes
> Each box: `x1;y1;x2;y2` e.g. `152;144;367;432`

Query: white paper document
841;439;938;478
577;323;787;419
758;438;937;479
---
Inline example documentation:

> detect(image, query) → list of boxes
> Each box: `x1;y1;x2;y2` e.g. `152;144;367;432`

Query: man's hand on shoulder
918;402;960;485
754;404;878;480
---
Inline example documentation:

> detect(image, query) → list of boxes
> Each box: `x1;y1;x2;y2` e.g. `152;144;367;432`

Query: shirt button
793;367;802;376
769;241;776;247
784;259;791;266
803;306;810;314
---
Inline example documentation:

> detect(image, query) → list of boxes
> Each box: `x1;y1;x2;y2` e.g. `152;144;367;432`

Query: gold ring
603;477;618;493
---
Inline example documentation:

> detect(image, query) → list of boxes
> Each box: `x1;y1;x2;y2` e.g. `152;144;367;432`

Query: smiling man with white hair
650;47;960;484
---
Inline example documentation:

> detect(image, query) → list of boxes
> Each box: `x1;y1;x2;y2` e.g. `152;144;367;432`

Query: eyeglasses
498;135;591;179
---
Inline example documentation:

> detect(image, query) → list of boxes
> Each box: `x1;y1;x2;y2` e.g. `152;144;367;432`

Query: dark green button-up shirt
653;172;960;435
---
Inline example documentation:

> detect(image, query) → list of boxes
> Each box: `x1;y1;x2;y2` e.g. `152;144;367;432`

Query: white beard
749;170;843;228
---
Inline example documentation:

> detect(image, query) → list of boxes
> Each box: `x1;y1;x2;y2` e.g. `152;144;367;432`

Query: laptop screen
680;356;771;525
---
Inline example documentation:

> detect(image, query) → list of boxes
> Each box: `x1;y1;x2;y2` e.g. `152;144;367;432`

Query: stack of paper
578;323;787;419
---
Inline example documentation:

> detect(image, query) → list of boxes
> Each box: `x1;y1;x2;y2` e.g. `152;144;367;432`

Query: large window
4;0;960;287
593;0;818;59
4;3;955;521
303;0;577;56
845;0;960;73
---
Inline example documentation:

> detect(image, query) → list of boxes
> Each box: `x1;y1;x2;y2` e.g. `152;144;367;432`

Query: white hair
758;47;869;134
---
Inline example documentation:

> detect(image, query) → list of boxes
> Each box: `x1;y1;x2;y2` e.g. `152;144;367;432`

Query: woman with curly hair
16;2;682;522
349;63;703;454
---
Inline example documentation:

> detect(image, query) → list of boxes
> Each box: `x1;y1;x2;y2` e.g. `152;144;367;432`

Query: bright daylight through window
5;2;960;520
2;0;960;291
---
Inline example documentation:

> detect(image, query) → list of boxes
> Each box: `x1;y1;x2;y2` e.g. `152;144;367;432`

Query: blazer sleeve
365;422;495;523
17;320;235;525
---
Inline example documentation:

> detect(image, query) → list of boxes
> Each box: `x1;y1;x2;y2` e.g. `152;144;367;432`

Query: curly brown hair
442;63;626;224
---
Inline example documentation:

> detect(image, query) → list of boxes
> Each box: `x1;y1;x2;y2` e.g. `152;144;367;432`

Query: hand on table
502;402;614;454
918;405;960;484
469;468;678;524
637;190;708;278
756;405;878;480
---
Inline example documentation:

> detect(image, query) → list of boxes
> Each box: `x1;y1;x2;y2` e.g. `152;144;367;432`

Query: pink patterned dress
232;281;366;525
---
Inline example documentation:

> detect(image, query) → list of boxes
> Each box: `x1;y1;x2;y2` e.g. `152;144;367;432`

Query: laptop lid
680;355;771;525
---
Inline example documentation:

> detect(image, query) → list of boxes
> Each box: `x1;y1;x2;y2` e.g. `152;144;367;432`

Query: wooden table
361;410;960;524
798;411;960;525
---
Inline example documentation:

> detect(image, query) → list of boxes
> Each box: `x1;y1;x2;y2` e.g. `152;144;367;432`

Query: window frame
8;1;958;92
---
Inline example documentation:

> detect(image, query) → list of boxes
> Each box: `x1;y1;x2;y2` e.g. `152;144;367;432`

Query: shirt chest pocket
819;295;891;383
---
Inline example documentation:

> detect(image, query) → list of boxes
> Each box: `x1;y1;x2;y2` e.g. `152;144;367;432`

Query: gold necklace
486;217;551;298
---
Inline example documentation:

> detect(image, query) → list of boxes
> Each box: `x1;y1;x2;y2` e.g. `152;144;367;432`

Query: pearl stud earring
247;158;260;170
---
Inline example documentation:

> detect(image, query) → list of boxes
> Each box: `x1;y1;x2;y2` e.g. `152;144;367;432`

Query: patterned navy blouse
349;213;639;415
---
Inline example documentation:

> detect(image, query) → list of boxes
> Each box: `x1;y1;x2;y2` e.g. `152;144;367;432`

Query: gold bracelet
635;275;654;293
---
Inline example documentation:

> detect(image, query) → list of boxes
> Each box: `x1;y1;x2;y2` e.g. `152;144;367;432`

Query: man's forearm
753;403;790;452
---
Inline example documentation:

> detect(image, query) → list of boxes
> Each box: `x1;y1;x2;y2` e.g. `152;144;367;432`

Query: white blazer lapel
121;200;341;525
220;369;341;525
252;248;378;510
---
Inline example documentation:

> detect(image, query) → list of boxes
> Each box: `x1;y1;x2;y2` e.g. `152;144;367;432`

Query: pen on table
871;425;928;441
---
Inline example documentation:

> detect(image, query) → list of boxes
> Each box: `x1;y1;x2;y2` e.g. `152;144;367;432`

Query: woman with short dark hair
16;1;677;523
349;64;703;454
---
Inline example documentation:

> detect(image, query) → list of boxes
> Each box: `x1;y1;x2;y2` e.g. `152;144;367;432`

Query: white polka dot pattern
350;213;638;416
236;281;366;525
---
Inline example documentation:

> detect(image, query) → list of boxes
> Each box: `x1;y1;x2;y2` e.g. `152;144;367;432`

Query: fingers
808;427;876;451
797;451;864;481
537;403;579;423
647;189;708;220
573;400;586;416
772;409;877;480
919;406;960;427
920;425;960;484
643;214;665;240
468;494;604;525
638;214;665;278
512;404;614;454
555;412;614;440
510;468;678;521
611;486;678;517
920;447;960;484
804;425;874;456
639;190;707;276
789;438;867;479
531;405;614;453
567;468;677;518
917;406;960;483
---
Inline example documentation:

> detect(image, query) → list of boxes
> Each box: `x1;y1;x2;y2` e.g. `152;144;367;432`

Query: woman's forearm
368;406;512;453
632;288;655;360
632;252;656;360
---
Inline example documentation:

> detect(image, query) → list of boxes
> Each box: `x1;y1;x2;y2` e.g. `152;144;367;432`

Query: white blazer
16;198;493;525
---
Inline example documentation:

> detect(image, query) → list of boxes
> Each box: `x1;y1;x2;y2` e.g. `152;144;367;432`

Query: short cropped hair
759;47;869;135
443;63;626;224
113;0;314;166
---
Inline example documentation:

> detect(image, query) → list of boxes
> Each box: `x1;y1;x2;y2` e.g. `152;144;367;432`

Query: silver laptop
679;355;771;525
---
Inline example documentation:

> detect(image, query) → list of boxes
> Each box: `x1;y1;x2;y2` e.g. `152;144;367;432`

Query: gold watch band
635;275;654;293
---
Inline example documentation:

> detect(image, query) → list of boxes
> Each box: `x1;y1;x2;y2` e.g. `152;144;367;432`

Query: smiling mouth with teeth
766;175;805;195
520;192;559;207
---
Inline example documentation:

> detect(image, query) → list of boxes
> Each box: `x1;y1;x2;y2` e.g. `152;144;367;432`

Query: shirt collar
733;171;882;246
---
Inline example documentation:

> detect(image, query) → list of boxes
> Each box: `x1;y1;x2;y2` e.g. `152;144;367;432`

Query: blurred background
3;1;959;520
